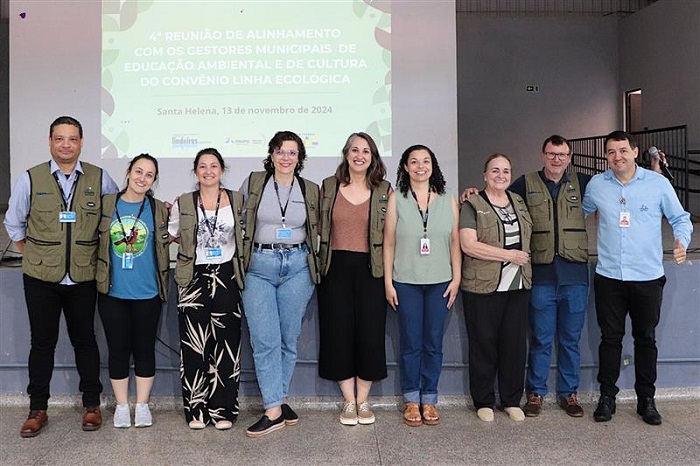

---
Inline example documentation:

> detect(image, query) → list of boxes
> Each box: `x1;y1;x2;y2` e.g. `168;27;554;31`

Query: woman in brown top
318;132;391;426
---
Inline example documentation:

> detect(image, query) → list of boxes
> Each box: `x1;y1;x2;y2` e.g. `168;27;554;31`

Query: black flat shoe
245;414;285;438
281;404;299;426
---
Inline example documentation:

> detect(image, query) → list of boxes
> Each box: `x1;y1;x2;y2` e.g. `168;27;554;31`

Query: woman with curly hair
239;131;320;438
383;144;461;427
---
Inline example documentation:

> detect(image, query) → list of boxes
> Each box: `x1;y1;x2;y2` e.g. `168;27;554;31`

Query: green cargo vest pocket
23;236;66;274
95;258;109;293
31;200;62;233
74;247;98;267
175;253;194;287
25;252;61;267
525;191;549;223
24;249;62;281
465;263;499;294
563;235;588;262
78;198;101;224
98;216;112;234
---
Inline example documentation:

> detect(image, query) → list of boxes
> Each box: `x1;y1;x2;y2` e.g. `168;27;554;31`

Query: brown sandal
403;402;422;427
421;404;440;426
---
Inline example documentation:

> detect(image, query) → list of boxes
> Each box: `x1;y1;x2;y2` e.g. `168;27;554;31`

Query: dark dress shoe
559;394;584;418
20;410;48;438
245;414;285;438
82;406;103;431
637;397;662;425
593;395;616;422
281;404;299;426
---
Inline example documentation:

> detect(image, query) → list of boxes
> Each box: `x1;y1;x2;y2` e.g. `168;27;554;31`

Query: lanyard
198;189;222;237
52;171;80;207
114;195;147;244
273;178;294;227
410;188;431;238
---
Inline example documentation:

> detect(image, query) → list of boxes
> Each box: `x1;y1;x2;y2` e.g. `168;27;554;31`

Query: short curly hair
263;131;307;174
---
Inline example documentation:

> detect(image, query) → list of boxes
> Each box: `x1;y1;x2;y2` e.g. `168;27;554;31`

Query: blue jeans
241;246;315;409
394;281;450;405
526;284;588;397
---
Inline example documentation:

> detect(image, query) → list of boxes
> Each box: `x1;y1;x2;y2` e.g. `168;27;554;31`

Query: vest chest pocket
475;211;499;242
30;198;62;233
526;192;550;223
78;199;101;225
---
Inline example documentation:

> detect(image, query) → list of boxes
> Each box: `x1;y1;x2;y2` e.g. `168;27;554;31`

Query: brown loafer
20;410;48;438
82;406;102;431
403;402;421;427
421;404;440;426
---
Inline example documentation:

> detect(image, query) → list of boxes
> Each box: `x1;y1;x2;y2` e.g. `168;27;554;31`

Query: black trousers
594;274;665;398
97;293;162;379
317;251;387;381
463;289;529;409
23;274;103;410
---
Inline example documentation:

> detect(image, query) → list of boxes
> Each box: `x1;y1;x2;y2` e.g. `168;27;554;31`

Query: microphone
647;146;674;181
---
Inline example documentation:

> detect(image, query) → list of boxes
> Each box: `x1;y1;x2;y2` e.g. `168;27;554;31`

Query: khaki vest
96;193;171;301
174;189;246;291
242;171;320;284
24;162;103;283
318;177;390;278
524;172;588;264
461;192;533;294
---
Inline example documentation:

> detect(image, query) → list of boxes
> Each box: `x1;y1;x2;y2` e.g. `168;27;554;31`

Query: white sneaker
113;404;131;428
339;401;358;426
504;406;525;421
477;407;494;422
134;402;152;427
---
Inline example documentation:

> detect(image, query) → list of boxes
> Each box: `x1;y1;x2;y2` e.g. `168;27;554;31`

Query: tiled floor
1;397;699;465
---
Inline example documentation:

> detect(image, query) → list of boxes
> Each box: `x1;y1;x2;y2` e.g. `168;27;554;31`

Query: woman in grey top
239;131;320;438
383;144;461;427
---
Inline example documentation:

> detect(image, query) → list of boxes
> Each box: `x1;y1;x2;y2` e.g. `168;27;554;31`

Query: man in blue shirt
583;130;692;426
4;116;119;437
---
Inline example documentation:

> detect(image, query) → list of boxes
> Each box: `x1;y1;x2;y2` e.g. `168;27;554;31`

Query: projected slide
101;0;391;159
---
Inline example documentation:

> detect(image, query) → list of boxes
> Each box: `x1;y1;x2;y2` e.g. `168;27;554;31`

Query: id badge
420;238;431;255
59;211;77;223
619;211;631;228
122;252;134;269
276;228;293;240
205;247;223;261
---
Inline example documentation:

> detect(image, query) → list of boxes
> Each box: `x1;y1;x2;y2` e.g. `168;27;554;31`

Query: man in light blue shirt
4;116;119;438
582;130;692;426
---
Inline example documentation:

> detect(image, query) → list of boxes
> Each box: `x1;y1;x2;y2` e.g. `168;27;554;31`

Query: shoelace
358;403;370;413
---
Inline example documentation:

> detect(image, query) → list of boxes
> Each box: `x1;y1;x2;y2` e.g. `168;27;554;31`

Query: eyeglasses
274;149;299;157
544;151;570;160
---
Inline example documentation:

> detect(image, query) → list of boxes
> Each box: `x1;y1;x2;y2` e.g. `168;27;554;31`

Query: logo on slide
172;134;199;150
